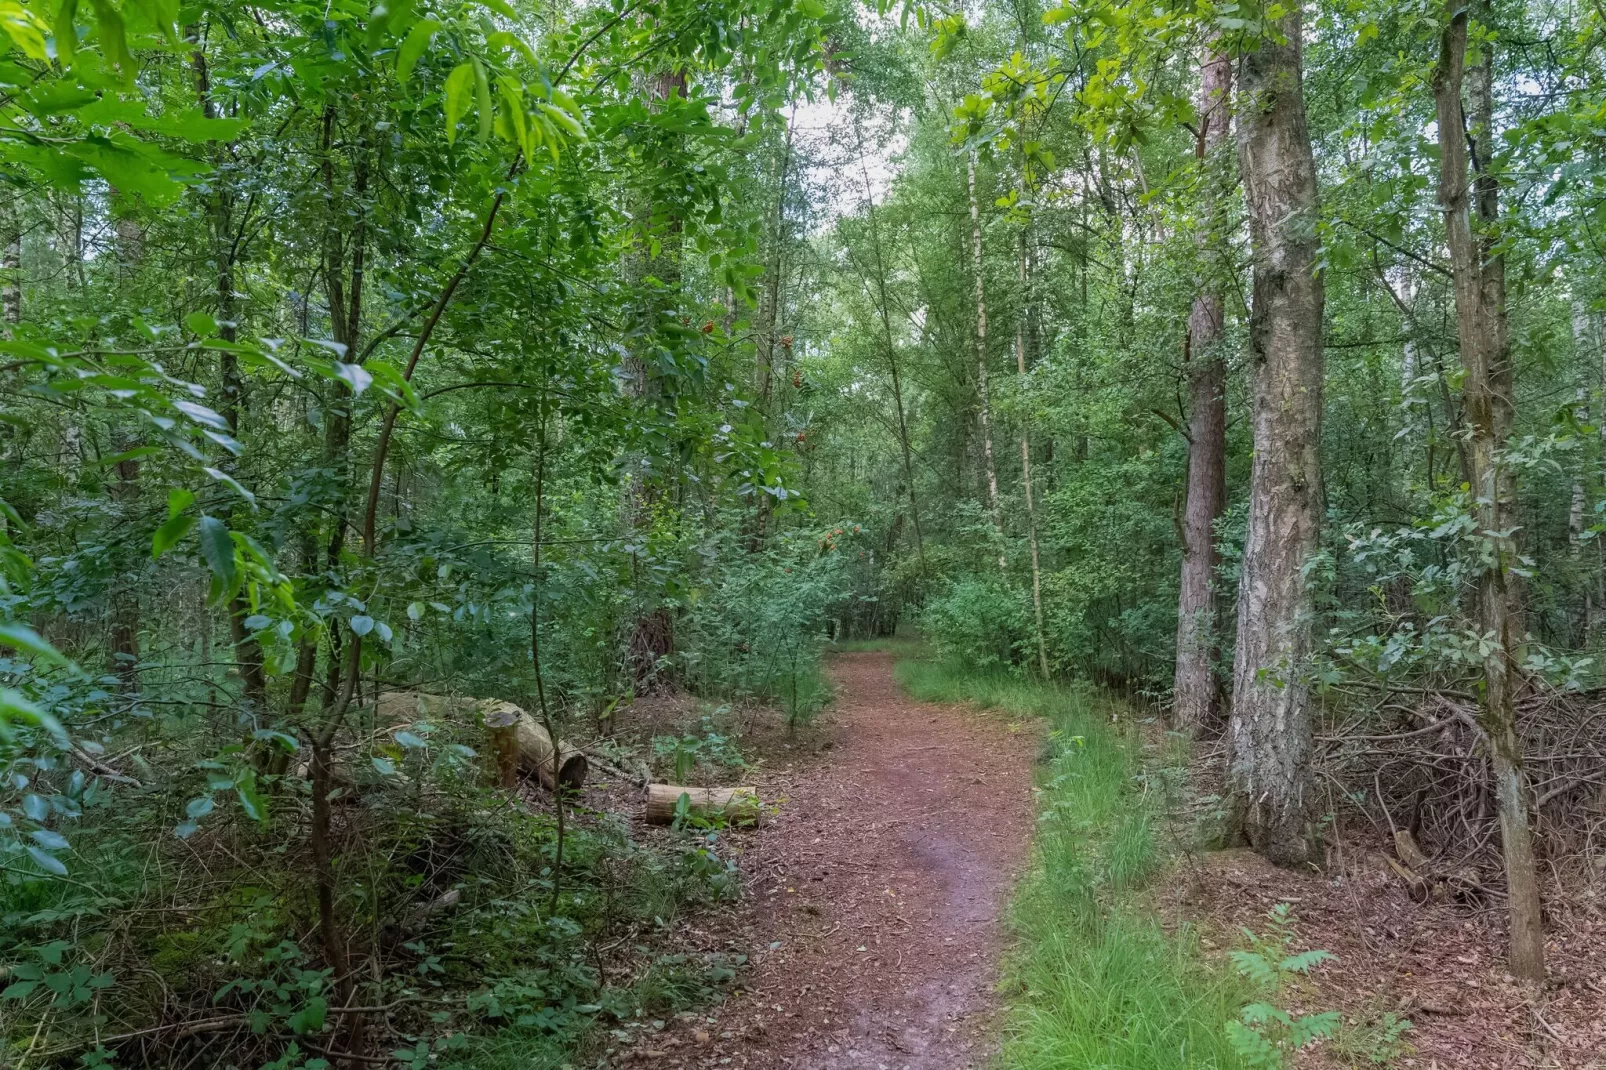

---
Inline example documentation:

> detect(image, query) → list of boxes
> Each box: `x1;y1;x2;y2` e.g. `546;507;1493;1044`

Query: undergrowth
895;660;1254;1069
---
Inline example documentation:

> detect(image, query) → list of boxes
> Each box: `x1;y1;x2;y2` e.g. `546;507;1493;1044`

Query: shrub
919;579;1031;671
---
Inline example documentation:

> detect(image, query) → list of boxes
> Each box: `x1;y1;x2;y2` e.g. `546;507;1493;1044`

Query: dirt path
653;651;1040;1069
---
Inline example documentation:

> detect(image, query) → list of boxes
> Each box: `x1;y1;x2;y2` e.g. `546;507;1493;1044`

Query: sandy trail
655;651;1039;1069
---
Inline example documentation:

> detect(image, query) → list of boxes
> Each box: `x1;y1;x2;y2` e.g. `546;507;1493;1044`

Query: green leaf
475;0;518;18
444;62;474;145
289;997;327;1035
472;57;493;143
183;312;218;336
235;772;267;824
333;362;371;395
1289;1010;1342;1046
0;689;66;741
2;980;38;1000
87;0;136;83
539;101;584;139
252;729;299;752
0;623;65;663
197;515;236;593
1280;949;1335;974
30;829;68;849
201;466;255;504
0;1;51;61
53;0;79;66
396;18;439;85
26;846;67;876
167;487;195;520
151;512;196;559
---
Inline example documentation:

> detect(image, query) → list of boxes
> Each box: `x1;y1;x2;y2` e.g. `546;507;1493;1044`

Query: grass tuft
894;659;1251;1069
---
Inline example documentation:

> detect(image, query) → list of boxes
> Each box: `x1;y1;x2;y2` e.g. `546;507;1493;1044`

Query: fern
1223;904;1339;1069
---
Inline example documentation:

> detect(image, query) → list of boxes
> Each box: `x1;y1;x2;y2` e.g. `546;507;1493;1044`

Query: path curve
660;651;1040;1069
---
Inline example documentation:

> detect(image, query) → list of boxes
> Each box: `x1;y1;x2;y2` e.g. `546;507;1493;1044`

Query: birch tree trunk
1016;230;1049;677
1434;4;1545;981
2;198;18;331
856;115;925;574
1228;4;1324;867
967;153;1003;558
1174;42;1232;731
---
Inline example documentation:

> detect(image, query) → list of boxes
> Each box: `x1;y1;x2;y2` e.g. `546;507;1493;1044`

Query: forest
2;0;1605;1065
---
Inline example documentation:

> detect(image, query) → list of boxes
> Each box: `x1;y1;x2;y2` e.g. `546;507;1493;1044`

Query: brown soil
628;651;1040;1069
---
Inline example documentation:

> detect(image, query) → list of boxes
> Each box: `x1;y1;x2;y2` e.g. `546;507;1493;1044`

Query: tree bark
1434;4;1544;981
109;437;142;688
1;198;18;331
1015;229;1049;677
1227;4;1325;867
1174;41;1232;731
967;154;1003;559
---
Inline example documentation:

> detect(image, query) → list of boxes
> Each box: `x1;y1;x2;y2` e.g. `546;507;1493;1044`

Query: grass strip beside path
895;660;1252;1070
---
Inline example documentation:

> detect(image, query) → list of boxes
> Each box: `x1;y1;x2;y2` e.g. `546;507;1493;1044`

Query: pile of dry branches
1319;685;1606;881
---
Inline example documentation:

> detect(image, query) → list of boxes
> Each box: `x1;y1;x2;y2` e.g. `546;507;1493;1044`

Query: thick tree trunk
1434;5;1545;981
967;154;1003;557
1016;230;1049;677
1227;3;1324;867
1174;42;1232;731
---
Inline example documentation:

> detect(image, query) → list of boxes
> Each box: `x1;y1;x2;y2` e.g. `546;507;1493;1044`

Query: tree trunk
748;110;797;552
621;69;685;686
1227;2;1324;868
1016;230;1049;677
855;115;925;574
2;198;19;331
1434;3;1545;981
967;154;1003;559
109;436;142;687
1174;41;1232;731
193;34;270;717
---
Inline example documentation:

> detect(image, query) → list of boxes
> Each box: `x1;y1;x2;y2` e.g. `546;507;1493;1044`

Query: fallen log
643;784;760;825
480;700;588;791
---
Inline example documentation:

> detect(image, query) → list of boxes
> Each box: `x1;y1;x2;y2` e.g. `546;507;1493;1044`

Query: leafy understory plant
1225;903;1342;1068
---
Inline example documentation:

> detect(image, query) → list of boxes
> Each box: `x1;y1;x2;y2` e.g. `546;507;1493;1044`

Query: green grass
895;660;1252;1069
827;633;926;655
